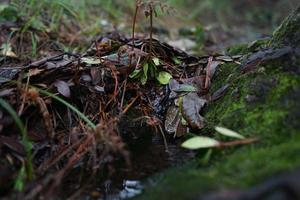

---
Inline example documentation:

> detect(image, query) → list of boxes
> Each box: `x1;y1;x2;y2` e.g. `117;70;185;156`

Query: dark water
77;125;195;200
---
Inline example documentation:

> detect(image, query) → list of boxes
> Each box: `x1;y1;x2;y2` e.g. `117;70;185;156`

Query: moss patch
270;6;300;47
137;49;300;200
139;135;300;200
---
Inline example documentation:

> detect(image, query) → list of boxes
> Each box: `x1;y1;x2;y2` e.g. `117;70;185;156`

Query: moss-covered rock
137;5;300;200
270;5;300;47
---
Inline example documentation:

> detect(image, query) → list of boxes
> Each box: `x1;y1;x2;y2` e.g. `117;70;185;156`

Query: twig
120;78;127;109
158;123;169;152
122;95;139;114
204;56;213;89
219;138;258;148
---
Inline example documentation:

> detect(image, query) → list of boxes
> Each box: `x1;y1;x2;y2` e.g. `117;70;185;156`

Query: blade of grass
0;98;34;185
14;164;26;192
0;98;26;136
37;88;96;129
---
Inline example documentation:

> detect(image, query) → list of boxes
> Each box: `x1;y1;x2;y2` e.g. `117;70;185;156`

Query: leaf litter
0;16;246;200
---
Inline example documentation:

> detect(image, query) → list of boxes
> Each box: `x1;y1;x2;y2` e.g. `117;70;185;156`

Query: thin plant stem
149;5;153;55
132;0;141;50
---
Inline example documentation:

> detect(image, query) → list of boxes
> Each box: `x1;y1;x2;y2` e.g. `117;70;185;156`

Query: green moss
139;135;300;200
225;43;248;56
270;6;300;47
225;38;271;56
247;38;271;52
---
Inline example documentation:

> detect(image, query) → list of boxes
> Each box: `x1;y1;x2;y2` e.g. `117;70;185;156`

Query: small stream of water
78;126;195;200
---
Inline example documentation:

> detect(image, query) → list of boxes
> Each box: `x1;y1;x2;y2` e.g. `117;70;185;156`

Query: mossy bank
137;5;300;200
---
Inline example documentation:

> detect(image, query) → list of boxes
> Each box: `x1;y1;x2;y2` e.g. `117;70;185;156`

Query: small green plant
129;0;174;85
129;56;172;85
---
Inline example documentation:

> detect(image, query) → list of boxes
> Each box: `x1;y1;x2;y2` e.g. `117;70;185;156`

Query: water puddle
78;126;195;199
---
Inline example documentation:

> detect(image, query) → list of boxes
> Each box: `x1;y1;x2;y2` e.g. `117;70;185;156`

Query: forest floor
0;1;300;199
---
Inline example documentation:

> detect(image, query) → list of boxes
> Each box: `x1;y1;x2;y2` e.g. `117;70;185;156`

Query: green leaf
149;62;158;78
14;165;26;192
141;74;147;85
173;84;198;92
30;19;46;31
215;126;245;139
172;57;181;65
152;57;160;66
81;57;101;65
129;69;141;78
143;63;149;76
181;136;220;150
157;71;172;85
0;5;18;22
141;63;149;85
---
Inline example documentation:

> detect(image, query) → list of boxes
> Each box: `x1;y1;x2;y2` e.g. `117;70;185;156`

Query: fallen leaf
241;47;292;73
175;119;188;137
81;57;101;65
81;74;92;82
169;79;199;93
209;61;221;80
0;68;20;84
0;136;25;156
216;55;233;62
0;88;15;97
54;80;71;98
215;126;245;139
90;68;102;85
181;136;220;149
27;68;44;77
164;105;180;133
182;93;206;129
211;84;230;101
181;76;206;92
94;85;105;93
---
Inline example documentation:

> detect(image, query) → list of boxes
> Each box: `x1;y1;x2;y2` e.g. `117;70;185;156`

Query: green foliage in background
1;0;297;37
